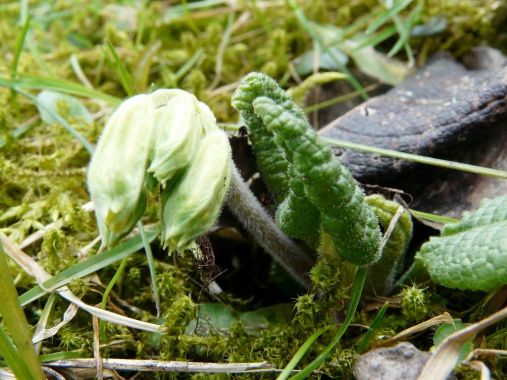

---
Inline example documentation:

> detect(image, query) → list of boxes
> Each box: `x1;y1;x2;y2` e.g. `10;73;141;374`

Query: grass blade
100;257;129;339
174;48;204;82
138;222;161;317
321;137;507;179
351;26;398;52
11;16;31;79
289;267;368;379
287;0;368;100
355;301;389;353
277;327;327;380
33;293;57;354
411;210;458;224
19;230;158;307
0;242;45;379
366;0;413;35
0;326;33;380
40;351;83;362
0;75;121;105
105;40;136;96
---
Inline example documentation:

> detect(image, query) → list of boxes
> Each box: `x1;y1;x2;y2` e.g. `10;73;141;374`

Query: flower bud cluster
87;90;231;251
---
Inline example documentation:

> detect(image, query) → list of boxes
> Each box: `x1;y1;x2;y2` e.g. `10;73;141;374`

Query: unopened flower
147;90;204;185
88;89;232;250
161;129;232;252
88;94;154;246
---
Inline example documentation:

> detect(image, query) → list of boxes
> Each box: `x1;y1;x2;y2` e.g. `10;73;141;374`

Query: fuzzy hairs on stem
226;165;313;288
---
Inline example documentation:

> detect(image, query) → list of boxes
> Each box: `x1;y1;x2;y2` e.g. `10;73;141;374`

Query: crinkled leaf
443;195;507;235
252;96;381;266
417;196;507;291
365;194;413;295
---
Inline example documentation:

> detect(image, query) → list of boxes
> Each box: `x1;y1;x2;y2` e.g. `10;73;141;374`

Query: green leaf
410;16;447;37
344;39;411;85
365;195;413;295
185;303;291;335
294;48;348;76
433;320;474;363
36;90;93;124
416;196;507;291
252;95;381;266
442;196;507;235
0;75;120;105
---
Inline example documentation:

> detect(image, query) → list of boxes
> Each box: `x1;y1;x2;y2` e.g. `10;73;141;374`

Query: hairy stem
226;165;313;288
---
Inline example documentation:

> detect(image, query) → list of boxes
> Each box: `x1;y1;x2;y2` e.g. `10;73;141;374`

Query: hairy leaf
275;170;321;248
365;194;413;295
442;195;507;235
231;72;305;203
252;96;381;266
417;196;507;291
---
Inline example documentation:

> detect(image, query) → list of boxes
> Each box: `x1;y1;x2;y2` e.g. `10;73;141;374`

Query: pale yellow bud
161;130;232;252
88;94;154;246
147;91;203;185
196;101;219;134
148;88;189;108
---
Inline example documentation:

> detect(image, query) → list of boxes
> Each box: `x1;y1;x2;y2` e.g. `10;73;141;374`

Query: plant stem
0;244;45;380
100;257;128;339
226;165;313;288
355;301;389;353
138;222;161;317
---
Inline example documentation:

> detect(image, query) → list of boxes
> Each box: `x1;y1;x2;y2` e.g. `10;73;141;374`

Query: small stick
46;359;276;373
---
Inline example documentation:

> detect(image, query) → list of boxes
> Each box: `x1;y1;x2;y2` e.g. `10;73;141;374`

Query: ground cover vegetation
0;0;506;379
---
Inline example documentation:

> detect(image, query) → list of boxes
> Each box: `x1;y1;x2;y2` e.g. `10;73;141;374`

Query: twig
41;366;66;380
92;316;103;380
45;359;276;373
378;312;454;347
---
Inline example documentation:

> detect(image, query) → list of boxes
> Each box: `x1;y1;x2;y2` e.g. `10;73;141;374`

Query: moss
56;326;92;353
159;295;198;360
400;285;430;323
1;1;505;378
39;228;74;274
422;0;507;56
